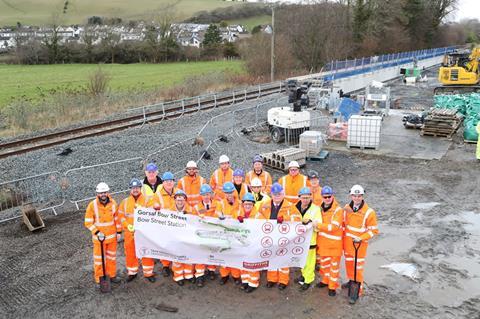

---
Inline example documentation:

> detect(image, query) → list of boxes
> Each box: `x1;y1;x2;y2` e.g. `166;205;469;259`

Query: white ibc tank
347;115;382;149
299;131;323;156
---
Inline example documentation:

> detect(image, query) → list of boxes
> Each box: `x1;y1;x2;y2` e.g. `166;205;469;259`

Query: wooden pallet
420;131;452;138
347;144;378;150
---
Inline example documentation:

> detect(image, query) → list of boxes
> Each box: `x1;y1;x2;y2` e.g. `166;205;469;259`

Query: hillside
0;0;244;25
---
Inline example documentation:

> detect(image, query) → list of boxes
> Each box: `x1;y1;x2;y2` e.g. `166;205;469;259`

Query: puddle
461;211;480;233
412;202;440;210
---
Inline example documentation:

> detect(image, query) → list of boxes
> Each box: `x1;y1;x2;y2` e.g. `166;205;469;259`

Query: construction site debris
421;109;463;138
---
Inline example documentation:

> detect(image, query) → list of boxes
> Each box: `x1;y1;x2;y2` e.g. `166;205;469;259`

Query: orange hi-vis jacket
245;170;273;193
256;200;301;222
311;186;323;206
210;168;233;200
177;174;206;206
154;185;179;210
278;174;309;204
118;194;153;230
237;205;258;220
85;197;121;243
316;199;344;256
192;200;218;218
215;198;240;219
233;183;249;202
343;201;379;257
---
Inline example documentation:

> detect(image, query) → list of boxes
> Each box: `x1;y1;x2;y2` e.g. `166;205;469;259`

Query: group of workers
84;154;379;304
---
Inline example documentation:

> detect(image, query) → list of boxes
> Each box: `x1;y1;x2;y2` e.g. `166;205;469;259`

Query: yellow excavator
435;47;480;94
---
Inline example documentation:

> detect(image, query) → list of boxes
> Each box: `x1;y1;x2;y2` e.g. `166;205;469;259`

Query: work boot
219;276;229;285
295;276;305;284
177;279;185;286
328;289;336;297
316;282;328;289
146;276;156;283
208;270;217;280
349;295;358;305
266;281;276;288
240;283;248;290
162;267;171;277
126;274;137;282
299;283;310;291
196;277;205;288
234;277;242;285
278;283;287;290
245;286;256;293
342;280;352;289
110;277;121;284
188;277;196;284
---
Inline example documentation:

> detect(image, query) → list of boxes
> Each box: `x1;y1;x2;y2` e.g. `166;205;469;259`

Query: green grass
227;15;271;33
0;0;244;25
0;60;244;107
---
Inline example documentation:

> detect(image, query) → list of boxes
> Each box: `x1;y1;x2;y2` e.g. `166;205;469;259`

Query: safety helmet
307;170;319;179
350;184;365;195
250;178;262;187
174;190;187;199
288;161;300;169
162;171;175;181
233;169;244;177
146;162;158;172
129;178;142;188
96;182;110;193
242;193;255;203
222;182;235;193
219;155;230;164
200;184;213;195
321;186;334;196
186;161;197;169
298;187;312;196
270;183;284;194
253;155;263;163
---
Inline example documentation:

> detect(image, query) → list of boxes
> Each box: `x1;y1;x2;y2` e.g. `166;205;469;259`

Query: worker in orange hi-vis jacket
191;184;219;287
209;154;233;201
118;178;156;283
177;161;206;207
314;186;344;297
216;182;241;286
343;184;379;304
256;183;301;290
153;171;179;278
245;154;272;194
170;190;196;286
84;182;122;287
278;161;309;204
232;168;249;202
307;170;322;206
237;193;259;293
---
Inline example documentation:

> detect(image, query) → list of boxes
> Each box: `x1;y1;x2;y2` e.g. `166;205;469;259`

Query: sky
453;0;480;21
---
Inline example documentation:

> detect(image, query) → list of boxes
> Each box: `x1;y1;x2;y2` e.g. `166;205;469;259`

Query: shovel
98;235;111;293
348;240;362;304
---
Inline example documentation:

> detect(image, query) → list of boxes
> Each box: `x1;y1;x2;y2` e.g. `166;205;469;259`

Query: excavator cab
435;48;480;95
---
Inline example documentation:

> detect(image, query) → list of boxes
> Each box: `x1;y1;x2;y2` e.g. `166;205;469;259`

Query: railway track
0;83;285;159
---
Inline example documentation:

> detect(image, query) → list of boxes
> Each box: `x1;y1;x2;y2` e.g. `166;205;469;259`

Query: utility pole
270;5;275;82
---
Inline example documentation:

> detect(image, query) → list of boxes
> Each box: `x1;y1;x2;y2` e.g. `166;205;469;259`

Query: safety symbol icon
278;237;289;247
276;248;288;256
262;222;274;234
260;249;273;258
278;224;290;234
261;236;273;248
292;246;304;255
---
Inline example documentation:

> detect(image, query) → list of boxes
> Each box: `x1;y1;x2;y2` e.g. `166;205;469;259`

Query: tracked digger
435;47;480;95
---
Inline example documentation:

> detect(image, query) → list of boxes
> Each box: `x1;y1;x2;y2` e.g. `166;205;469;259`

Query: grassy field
0;60;244;107
0;0;244;25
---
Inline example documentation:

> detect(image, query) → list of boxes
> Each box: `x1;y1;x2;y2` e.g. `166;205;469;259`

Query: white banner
134;208;313;271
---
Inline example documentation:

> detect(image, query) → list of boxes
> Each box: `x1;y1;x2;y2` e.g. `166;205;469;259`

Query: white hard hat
350;185;365;195
288;161;300;169
96;182;110;193
186;160;197;168
219;155;230;164
250;177;262;187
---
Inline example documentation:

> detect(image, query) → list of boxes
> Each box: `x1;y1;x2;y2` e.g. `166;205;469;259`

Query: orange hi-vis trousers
124;232;155;277
345;254;366;282
172;262;194;281
241;270;260;288
267;267;290;285
318;256;341;290
220;267;240;279
93;241;117;283
194;264;216;278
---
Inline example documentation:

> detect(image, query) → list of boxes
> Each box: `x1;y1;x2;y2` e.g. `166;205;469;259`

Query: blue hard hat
174;189;187;198
242;193;255;202
129;178;142;188
222;182;235;193
161;171;175;181
270;183;284;194
253;155;263;163
146;163;158;172
233;168;244;177
321;186;334;196
298;187;312;196
200;184;213;195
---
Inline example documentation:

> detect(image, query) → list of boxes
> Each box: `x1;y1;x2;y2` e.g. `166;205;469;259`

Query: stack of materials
262;148;306;172
299;131;323;157
421;109;463;138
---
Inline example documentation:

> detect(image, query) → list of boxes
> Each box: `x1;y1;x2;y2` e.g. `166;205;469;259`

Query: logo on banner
293;236;306;244
260;249;272;258
278;237;289;247
261;236;273;248
276;248;288;256
295;224;307;235
292;246;304;255
262;222;274;234
279;223;290;234
139;247;150;257
243;261;269;269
